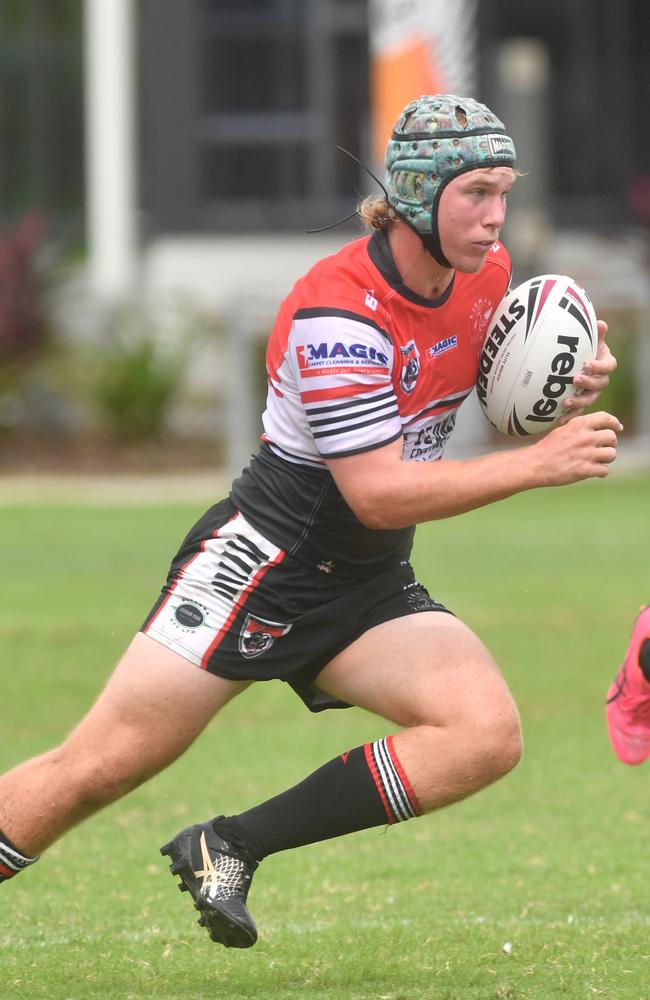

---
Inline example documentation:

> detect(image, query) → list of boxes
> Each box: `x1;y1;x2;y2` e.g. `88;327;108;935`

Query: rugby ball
476;274;598;436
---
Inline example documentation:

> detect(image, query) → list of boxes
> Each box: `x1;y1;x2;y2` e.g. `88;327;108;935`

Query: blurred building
1;0;649;462
2;1;648;280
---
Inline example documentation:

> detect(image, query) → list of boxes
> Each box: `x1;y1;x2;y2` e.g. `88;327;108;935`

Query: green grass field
1;472;650;1000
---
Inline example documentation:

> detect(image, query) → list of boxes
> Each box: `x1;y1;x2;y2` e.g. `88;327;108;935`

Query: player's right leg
0;632;248;879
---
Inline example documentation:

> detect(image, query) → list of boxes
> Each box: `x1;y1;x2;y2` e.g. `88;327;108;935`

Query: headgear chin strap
418;231;452;269
385;94;517;268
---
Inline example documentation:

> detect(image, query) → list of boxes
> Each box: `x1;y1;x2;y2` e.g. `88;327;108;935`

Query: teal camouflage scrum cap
385;94;516;267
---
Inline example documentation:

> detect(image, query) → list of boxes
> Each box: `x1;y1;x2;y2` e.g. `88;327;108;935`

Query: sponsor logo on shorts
174;603;206;630
238;614;292;659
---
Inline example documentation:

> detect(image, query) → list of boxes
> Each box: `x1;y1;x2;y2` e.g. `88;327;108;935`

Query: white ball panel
477;274;598;436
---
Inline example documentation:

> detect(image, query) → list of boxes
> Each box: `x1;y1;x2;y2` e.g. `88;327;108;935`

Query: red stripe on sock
0;861;17;878
385;735;422;817
363;742;397;824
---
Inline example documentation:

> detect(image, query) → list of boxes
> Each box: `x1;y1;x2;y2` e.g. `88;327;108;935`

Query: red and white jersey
262;230;511;466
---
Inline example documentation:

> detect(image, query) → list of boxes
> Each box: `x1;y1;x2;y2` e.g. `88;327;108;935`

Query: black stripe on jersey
305;388;395;417
324;428;404;459
308;397;399;429
407;389;473;423
266;441;326;467
293;307;391;342
312;410;399;439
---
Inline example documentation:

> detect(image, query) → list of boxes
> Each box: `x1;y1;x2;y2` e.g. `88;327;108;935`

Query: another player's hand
558;320;616;424
532;410;623;485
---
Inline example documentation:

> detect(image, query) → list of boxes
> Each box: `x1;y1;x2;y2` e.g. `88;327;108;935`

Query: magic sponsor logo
296;342;389;373
427;335;458;359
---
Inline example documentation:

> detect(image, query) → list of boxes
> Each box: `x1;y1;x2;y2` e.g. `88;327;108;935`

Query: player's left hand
558;319;617;424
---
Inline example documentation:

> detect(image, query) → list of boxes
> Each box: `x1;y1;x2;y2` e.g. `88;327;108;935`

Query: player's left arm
558;319;617;424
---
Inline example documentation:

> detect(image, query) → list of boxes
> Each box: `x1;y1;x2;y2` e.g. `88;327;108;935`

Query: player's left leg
165;611;522;946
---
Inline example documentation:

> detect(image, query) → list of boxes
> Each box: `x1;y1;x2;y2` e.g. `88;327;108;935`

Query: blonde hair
357;193;400;233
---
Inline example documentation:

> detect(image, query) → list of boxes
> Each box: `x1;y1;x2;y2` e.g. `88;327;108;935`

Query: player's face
437;167;516;273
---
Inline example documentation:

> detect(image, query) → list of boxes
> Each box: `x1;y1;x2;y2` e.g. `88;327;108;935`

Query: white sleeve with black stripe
289;309;402;459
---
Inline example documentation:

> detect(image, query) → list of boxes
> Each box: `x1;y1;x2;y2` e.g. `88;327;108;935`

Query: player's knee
492;711;523;777
472;704;523;782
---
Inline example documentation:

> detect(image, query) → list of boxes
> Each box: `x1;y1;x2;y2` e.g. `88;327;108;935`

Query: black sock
639;639;650;682
0;828;38;883
213;737;421;862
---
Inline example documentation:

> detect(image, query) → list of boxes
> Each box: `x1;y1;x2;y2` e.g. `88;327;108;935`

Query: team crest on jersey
470;297;494;346
238;614;292;659
399;340;420;393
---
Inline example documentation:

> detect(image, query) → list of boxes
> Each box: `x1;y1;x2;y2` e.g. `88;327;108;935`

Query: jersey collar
367;230;455;309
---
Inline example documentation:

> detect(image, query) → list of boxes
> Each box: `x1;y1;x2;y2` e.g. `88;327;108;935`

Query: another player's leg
0;633;247;881
168;612;522;946
606;605;650;765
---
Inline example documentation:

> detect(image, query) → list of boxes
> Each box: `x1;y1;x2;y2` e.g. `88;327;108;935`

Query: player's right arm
326;410;622;530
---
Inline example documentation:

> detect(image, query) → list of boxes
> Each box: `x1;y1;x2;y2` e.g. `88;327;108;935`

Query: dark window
478;0;647;229
139;0;369;235
0;0;84;235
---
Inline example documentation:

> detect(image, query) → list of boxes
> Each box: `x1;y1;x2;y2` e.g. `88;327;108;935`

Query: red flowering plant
0;213;48;371
0;213;49;428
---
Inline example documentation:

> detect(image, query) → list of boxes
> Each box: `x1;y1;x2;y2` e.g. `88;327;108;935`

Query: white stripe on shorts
145;511;286;668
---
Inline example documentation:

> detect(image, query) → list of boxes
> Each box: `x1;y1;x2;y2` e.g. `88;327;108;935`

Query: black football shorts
141;498;451;712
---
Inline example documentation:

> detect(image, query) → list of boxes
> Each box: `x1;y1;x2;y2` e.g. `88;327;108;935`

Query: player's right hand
530;410;623;486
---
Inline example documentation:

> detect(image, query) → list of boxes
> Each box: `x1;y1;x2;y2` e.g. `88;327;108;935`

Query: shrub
93;306;188;442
